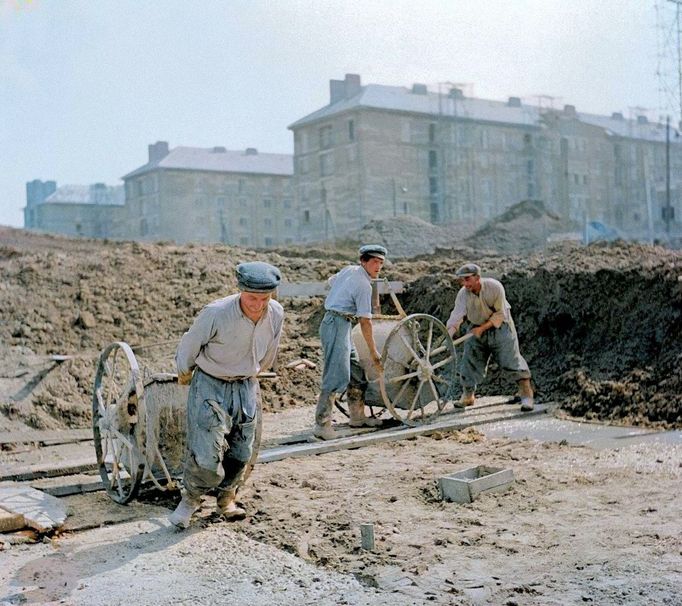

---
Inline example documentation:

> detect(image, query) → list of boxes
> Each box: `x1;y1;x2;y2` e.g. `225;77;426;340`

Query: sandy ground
1;403;681;605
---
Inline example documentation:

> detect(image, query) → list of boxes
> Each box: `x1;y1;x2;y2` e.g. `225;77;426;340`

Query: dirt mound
1;229;681;431
342;215;474;258
464;199;579;254
403;241;682;428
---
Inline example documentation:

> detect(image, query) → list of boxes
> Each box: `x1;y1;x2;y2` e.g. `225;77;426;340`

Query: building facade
121;142;295;246
24;181;125;238
290;74;681;243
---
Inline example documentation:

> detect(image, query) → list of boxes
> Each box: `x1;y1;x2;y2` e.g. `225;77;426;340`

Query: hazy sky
0;0;676;227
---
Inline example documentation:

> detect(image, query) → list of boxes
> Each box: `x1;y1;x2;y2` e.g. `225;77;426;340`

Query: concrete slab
0;484;67;531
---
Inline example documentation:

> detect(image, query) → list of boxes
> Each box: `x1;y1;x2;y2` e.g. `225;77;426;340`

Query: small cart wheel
92;342;145;504
379;313;457;426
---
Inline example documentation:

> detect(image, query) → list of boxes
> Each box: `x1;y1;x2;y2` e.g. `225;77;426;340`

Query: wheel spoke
427;378;441;408
387;370;419;384
399;332;424;365
391;377;412;409
406;380;423;420
431;355;454;371
425;322;433;358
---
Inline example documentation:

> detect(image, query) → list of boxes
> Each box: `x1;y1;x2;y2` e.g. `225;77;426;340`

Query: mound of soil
1;227;681;431
464;199;579;254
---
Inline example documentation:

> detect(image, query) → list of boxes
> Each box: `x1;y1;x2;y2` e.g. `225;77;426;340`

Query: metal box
438;466;514;503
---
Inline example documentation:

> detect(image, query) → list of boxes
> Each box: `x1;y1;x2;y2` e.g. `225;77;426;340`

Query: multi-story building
290;74;681;243
24;180;125;238
121;142;295;246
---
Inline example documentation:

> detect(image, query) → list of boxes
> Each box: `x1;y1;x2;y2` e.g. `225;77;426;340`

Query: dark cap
359;244;387;260
455;263;481;278
236;261;281;293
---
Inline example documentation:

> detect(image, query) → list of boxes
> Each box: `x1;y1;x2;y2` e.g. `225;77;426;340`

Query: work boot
518;379;534;411
348;388;382;428
169;493;201;529
313;423;337;440
459;387;475;407
216;490;246;520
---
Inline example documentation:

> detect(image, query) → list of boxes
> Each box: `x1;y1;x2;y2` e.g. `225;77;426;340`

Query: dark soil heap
1;227;681;430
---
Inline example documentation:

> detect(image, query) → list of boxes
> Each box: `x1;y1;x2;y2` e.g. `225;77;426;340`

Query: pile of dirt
341;215;475;258
1;226;681;431
463;199;579;254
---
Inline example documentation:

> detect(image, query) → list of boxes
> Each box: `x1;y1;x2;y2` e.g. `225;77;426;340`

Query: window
264;237;273;246
428;150;438;171
239;217;248;226
429;123;436;143
263;199;272;208
303;209;310;223
348;119;355;141
429;177;439;195
240;236;249;245
238;179;246;194
319;125;333;149
239;198;247;208
283;198;292;208
264;218;272;227
320;152;334;176
284;218;293;228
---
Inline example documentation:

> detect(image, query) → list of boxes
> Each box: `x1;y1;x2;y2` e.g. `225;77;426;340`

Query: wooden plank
0;485;67;532
0;429;92;447
0;506;25;533
0;460;97;482
257;404;548;464
278;280;403;298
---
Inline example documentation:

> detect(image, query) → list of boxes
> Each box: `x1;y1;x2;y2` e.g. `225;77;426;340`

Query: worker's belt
197;368;249;383
326;309;358;323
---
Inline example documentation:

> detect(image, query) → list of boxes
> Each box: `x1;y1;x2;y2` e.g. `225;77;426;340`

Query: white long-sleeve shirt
176;294;284;380
446;277;511;334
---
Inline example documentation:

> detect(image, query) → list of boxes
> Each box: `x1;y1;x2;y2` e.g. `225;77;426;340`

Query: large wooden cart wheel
379;314;457;426
92;342;145;504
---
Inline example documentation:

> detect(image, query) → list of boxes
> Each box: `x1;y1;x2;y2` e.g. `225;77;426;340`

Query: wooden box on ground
438;466;514;503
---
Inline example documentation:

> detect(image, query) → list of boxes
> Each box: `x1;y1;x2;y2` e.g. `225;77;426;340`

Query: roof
289;83;678;144
289;84;541;130
43;184;124;205
123;147;294;180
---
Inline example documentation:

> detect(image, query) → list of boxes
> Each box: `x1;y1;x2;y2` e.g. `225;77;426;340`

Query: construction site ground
1;212;681;605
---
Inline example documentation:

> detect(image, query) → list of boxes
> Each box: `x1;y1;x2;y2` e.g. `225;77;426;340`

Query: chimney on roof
563;104;576;117
448;87;464;99
412;83;428;95
329;73;362;104
507;96;522;107
148;141;169;163
344;73;361;98
25;179;57;207
637;115;648;124
611;112;624;120
245;148;258;155
212;146;227;153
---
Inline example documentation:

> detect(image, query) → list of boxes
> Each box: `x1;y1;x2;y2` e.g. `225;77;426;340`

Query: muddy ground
1;212;681;433
1;220;681;605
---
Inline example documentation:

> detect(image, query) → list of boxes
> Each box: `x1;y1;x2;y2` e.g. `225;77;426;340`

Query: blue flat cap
236;261;281;292
359;244;387;260
455;263;481;278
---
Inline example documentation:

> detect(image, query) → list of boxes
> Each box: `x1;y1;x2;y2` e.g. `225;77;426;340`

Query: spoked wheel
379;313;457;426
92;342;145;504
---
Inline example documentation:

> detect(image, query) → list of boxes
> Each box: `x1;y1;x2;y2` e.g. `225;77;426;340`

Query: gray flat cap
455;263;481;278
236;261;281;293
359;244;387;260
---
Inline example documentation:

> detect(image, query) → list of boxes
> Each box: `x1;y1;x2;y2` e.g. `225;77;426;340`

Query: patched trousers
459;322;531;391
183;369;259;499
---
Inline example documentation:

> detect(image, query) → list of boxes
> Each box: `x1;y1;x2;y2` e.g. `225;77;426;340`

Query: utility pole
664;115;673;234
668;0;682;128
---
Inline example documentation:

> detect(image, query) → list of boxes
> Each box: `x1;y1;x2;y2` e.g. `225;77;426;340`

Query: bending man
170;261;284;529
446;263;534;411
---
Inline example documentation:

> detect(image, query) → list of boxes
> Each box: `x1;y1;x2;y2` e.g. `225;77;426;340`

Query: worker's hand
178;371;193;385
371;350;383;372
471;325;486;339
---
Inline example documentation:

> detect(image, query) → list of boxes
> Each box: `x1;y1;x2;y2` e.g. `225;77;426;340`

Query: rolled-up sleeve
175;306;217;376
488;283;507;328
446;289;467;334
